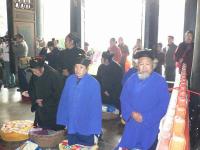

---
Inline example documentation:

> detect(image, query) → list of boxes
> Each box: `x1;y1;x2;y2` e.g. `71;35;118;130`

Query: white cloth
1;42;9;62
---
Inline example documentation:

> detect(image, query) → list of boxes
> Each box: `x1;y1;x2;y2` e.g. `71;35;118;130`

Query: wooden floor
0;86;123;150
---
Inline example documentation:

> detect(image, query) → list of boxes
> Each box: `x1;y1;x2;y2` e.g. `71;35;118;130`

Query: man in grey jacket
164;36;177;85
13;33;29;92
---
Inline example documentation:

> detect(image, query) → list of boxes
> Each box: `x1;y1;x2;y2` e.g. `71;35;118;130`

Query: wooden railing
156;64;190;150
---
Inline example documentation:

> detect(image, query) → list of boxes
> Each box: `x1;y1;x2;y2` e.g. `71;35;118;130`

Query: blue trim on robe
118;72;170;150
56;73;102;135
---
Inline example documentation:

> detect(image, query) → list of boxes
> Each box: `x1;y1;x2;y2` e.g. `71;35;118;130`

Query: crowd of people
0;30;195;149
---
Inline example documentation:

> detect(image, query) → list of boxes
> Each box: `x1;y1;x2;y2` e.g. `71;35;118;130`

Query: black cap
75;54;91;67
29;56;45;68
133;50;154;60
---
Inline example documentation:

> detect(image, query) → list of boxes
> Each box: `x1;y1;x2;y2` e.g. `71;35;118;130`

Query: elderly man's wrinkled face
137;57;153;80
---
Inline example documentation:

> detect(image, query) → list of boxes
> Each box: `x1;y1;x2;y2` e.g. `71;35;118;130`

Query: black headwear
75;54;91;67
102;51;114;61
29;56;45;68
133;50;154;60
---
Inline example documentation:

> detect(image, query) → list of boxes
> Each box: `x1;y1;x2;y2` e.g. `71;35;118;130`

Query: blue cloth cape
57;74;102;135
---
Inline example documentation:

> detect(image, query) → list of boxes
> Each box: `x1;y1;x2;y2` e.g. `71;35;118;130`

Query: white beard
138;72;151;80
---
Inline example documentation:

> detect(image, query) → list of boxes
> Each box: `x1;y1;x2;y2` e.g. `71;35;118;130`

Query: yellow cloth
0;120;33;141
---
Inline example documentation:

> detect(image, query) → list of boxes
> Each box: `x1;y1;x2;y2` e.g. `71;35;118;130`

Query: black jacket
29;64;64;130
58;47;85;75
97;61;123;108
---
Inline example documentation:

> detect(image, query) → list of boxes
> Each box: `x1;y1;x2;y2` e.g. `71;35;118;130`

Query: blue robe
117;72;169;150
121;67;137;86
56;74;102;135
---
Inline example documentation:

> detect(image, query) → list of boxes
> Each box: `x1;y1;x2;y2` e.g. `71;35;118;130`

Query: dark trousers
18;67;28;91
68;133;94;146
3;61;15;86
165;66;175;82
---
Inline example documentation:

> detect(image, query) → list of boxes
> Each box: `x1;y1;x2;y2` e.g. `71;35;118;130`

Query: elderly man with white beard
116;50;170;150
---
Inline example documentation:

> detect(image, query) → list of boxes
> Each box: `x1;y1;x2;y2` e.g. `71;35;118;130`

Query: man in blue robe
57;55;102;146
116;50;170;150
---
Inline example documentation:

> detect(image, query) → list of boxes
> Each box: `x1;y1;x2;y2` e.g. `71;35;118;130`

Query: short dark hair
168;35;174;39
75;54;91;67
84;42;89;47
47;41;54;47
15;33;24;39
157;43;163;47
110;38;116;43
185;30;194;37
102;51;114;62
66;32;80;47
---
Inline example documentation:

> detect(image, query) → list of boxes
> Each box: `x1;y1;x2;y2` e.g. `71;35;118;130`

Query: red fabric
108;45;122;63
185;106;190;150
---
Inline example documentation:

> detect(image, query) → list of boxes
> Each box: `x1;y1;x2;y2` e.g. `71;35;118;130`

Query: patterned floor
0;86;123;150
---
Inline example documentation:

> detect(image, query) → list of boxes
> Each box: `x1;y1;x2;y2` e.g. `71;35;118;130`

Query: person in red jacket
108;38;122;64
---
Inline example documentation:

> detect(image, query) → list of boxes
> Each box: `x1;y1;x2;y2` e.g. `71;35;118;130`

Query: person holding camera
0;38;15;88
12;33;29;92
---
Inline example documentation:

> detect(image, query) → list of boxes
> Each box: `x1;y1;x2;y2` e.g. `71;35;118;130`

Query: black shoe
17;88;22;92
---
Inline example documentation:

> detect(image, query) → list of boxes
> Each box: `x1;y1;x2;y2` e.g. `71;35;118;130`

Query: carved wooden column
191;0;200;91
184;0;197;34
144;0;159;49
189;0;200;147
70;0;85;48
13;0;36;56
35;0;43;39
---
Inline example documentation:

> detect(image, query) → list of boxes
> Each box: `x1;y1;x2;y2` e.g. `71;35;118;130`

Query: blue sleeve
90;82;102;133
56;77;70;126
142;81;170;127
120;82;133;122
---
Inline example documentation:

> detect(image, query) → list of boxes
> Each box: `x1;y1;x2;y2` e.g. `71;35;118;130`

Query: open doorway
84;0;144;74
158;0;185;46
85;0;144;52
43;0;70;48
